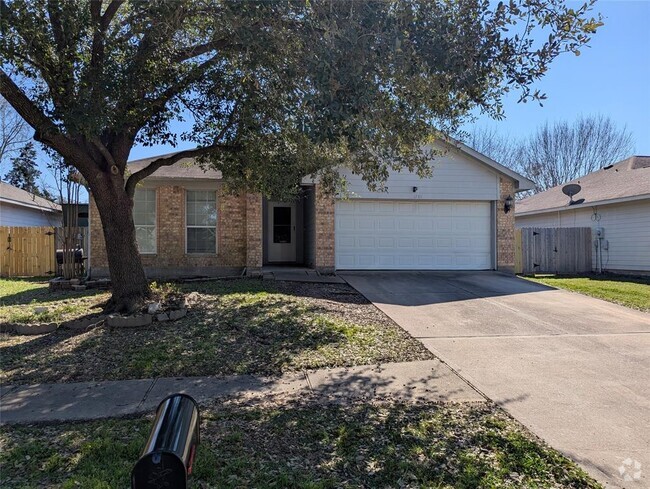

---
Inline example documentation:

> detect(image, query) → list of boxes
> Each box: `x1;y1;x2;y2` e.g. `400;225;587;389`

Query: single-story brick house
89;142;534;278
516;156;650;274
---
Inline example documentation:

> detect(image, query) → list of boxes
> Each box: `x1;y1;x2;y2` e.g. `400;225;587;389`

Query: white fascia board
515;194;650;216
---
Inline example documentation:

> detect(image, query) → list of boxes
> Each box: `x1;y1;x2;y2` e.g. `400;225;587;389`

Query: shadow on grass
2;277;431;385
200;401;600;488
0;309;110;363
0;285;105;308
1;286;349;384
0;402;601;488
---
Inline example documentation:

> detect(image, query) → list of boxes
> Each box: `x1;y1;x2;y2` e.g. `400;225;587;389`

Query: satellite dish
562;183;582;205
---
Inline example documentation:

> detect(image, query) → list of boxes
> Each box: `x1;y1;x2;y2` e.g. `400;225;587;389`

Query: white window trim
133;188;157;255
185;189;218;255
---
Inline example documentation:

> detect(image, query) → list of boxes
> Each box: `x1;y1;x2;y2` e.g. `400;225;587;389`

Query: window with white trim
186;190;217;254
133;188;156;254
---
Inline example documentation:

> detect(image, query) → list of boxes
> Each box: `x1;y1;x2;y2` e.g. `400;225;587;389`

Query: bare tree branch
0;98;30;165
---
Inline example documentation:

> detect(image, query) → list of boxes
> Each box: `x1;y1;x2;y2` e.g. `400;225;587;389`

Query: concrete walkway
342;271;650;489
0;359;483;424
262;266;346;283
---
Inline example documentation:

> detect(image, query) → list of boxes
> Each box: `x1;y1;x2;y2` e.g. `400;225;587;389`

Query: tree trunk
89;171;150;313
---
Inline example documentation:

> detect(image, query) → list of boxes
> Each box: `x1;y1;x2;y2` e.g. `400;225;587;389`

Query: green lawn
0;277;51;304
525;274;650;312
0;279;432;385
0;399;601;489
0;277;110;324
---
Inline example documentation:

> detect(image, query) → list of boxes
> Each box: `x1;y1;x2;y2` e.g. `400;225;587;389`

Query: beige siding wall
515;199;650;273
339;148;501;201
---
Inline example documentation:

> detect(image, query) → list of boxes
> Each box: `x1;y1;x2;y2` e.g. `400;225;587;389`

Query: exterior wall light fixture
504;195;514;214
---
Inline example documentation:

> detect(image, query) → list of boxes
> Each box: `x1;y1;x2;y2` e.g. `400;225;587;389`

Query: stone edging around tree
0;308;188;336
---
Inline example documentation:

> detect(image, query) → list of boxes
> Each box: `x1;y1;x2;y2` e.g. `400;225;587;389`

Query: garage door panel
336;200;492;270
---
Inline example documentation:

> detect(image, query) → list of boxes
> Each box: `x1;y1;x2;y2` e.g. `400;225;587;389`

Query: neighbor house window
133;188;156;254
186;190;217;253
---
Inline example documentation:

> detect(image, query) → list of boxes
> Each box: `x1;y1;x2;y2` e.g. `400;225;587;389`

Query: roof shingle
516;156;650;215
0;181;61;212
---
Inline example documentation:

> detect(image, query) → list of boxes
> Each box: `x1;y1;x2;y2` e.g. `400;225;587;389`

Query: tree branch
0;70;94;176
91;137;117;169
1;72;61;147
173;38;235;63
124;143;240;197
46;0;67;54
129;52;223;130
101;0;124;31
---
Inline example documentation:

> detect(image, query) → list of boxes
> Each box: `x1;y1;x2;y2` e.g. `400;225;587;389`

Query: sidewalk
0;359;484;424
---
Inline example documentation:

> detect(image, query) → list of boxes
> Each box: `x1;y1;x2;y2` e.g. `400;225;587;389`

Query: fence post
514;229;522;274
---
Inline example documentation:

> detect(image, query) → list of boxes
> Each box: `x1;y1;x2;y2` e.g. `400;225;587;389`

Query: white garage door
335;200;493;270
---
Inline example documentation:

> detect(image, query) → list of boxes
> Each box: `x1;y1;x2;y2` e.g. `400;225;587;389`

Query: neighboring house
516;156;650;274
89;142;534;278
0;181;62;227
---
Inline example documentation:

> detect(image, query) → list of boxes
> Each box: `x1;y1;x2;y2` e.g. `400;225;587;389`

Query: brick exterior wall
314;184;335;273
89;197;108;270
245;193;263;274
90;185;248;278
496;177;516;273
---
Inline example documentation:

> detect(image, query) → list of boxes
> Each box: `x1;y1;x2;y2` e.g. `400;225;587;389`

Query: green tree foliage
3;142;53;199
0;0;602;310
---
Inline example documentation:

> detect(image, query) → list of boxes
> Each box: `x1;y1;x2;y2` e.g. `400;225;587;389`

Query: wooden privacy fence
0;226;57;277
515;227;592;275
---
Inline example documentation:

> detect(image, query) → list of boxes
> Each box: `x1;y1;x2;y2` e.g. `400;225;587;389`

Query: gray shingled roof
516;156;650;215
128;144;535;190
0;181;61;212
127;151;221;180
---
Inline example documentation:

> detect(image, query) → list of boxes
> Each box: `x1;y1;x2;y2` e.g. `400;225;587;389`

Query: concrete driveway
341;271;650;488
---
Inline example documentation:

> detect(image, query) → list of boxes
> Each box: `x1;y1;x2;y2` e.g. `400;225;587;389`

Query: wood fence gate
0;226;57;277
515;227;592;274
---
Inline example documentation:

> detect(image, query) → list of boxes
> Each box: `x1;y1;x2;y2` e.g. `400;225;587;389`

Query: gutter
0;197;62;213
515;193;650;217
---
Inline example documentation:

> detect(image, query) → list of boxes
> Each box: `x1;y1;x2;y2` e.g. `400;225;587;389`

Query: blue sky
9;0;649;195
461;0;650;154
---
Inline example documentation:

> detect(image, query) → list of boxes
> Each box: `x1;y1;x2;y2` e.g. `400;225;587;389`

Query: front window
186;190;217;253
133;188;156;254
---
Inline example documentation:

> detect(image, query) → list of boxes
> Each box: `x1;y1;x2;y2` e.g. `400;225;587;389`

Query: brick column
496;177;515;273
155;185;185;265
245;193;263;275
314;184;335;273
218;190;247;266
88;197;108;273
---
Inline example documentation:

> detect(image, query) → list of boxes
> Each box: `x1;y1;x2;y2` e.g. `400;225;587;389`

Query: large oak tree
0;0;601;311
